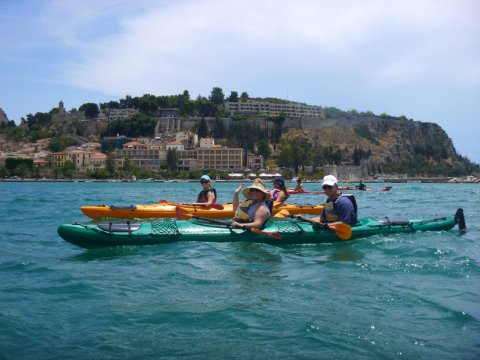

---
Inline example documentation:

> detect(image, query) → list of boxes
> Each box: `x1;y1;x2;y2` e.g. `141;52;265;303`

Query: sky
1;0;479;163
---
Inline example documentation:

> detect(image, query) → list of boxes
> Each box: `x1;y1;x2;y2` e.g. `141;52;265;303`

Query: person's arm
276;191;286;203
206;190;215;205
232;184;243;212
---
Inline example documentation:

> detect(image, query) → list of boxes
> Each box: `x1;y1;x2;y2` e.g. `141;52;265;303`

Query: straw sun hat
242;179;272;200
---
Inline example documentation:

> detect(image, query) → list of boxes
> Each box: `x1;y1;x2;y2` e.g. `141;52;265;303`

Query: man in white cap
296;175;357;227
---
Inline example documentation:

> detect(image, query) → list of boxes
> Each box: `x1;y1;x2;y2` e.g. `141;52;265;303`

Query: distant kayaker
356;180;367;190
270;178;289;203
190;175;216;205
294;178;305;192
231;178;271;230
295;175;357;226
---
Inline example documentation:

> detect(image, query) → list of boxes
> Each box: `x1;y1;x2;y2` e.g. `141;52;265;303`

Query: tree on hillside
105;113;156;137
277;136;311;175
79;103;99;118
119;95;135;109
197;117;208;138
195;96;217;117
240;92;249;101
99;101;120;110
136;94;158;114
106;154;116;176
24;112;52;131
213;117;226;138
62;160;76;179
228;91;239;102
166;149;178;171
256;140;271;159
209;87;225;105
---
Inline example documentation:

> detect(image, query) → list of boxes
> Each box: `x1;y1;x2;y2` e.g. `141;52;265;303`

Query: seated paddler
295;175;357;227
182;175;217;206
231;178;272;230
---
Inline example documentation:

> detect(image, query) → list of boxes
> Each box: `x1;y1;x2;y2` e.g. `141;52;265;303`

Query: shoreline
1;177;479;183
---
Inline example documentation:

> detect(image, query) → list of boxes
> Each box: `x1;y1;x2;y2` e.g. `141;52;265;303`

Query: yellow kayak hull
80;202;324;219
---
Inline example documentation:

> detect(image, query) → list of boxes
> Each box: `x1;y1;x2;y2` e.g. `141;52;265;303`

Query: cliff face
0;108;8;123
285;117;457;165
151;115;458;167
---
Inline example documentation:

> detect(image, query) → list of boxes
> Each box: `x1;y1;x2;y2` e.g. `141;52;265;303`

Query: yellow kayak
80;201;324;219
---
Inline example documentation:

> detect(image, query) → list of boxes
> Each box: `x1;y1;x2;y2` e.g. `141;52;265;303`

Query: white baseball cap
322;175;338;187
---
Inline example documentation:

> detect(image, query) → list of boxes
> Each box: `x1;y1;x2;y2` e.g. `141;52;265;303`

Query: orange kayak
80;202;324;219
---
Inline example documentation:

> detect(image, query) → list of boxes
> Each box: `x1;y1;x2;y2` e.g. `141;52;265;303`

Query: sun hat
242;179;272;200
272;178;285;187
322;175;338;187
200;175;211;181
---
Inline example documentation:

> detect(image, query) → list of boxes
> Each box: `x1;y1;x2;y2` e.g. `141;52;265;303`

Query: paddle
291;215;352;240
175;207;282;240
160;199;224;210
273;209;291;218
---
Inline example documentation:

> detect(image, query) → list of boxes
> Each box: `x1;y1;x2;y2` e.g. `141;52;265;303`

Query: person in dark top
194;175;217;205
356;180;367;190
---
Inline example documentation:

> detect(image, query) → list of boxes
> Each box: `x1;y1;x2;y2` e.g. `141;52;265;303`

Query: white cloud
50;0;477;98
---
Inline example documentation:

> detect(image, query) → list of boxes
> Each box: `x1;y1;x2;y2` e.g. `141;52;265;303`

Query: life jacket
197;188;217;203
323;194;357;223
270;189;281;201
234;200;272;225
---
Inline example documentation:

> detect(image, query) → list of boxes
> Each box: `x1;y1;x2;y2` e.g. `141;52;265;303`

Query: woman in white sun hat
231;178;272;230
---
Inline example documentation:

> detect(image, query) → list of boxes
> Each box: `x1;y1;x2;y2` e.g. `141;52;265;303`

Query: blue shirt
321;196;357;224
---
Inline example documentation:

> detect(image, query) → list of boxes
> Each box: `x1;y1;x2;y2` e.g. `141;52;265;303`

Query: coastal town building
224;100;325;118
49;149;107;171
111;137;244;172
247;153;264;170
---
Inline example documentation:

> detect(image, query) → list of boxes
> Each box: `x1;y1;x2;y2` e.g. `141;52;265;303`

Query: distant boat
291;177;298;182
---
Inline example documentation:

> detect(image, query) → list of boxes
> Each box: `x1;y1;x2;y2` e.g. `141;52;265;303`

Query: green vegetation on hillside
1;86;479;179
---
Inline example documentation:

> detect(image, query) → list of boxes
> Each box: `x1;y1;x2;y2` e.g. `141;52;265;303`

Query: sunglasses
322;185;334;190
249;188;262;193
200;180;209;184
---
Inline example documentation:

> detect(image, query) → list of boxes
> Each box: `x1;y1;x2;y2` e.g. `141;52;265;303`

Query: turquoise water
1;181;479;359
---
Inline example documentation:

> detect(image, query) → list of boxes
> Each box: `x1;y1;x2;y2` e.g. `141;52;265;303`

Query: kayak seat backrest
109;205;137;211
98;222;141;232
378;217;410;226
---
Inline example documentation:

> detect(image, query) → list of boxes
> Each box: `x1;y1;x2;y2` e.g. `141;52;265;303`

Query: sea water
0;181;479;359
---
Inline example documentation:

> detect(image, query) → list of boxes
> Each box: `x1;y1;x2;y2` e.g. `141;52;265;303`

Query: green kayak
57;209;465;249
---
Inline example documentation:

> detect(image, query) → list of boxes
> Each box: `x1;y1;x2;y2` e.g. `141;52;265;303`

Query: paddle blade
249;228;283;240
328;223;352;240
175;207;193;220
159;199;171;204
273;209;290;218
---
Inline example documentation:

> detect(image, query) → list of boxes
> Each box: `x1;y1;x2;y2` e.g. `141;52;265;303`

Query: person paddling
294;178;305;192
182;175;217;206
231;178;271;230
296;175;357;227
356;180;367;190
270;177;289;203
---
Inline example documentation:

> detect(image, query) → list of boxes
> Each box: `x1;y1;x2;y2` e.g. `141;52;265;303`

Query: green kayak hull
57;210;464;249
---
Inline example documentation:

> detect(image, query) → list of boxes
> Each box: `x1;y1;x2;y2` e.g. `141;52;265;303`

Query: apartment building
224;100;325;118
113;143;167;172
49;150;107;171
